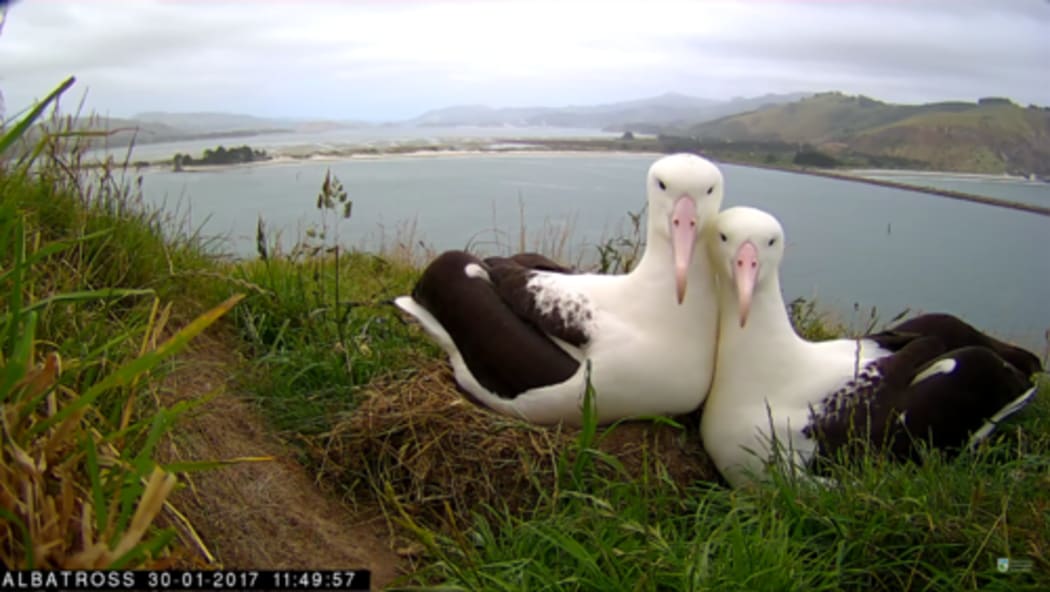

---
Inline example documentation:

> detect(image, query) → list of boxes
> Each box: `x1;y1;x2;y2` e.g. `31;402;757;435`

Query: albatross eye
719;233;727;242
707;186;715;195
657;179;667;191
768;238;777;247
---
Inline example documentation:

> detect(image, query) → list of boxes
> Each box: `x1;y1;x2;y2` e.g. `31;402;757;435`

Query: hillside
133;111;366;134
407;92;809;130
22;112;369;150
688;93;1050;176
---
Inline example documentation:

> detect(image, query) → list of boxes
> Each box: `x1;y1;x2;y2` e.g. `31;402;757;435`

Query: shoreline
842;168;1035;182
138;146;662;173
122;142;1050;218
715;159;1050;218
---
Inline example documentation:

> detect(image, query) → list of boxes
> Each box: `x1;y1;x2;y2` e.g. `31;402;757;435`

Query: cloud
0;0;1047;120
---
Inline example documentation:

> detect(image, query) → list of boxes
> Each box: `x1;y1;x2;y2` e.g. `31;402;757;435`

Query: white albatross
702;207;1042;487
395;153;725;425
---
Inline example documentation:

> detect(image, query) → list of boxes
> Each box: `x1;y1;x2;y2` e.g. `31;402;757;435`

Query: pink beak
734;241;759;327
671;196;697;304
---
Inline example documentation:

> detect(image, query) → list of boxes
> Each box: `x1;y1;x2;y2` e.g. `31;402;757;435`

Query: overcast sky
1;0;1048;121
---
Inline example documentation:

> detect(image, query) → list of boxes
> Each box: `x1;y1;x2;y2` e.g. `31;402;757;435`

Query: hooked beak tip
734;240;759;330
671;195;698;306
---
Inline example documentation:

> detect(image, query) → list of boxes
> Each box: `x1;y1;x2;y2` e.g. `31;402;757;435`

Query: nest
319;362;719;527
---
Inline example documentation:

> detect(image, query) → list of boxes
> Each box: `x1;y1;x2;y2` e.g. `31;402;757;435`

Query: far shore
113;140;1050;218
713;159;1050;218
842;168;1040;182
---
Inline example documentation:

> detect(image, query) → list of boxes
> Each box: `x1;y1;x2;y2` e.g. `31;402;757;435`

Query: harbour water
139;152;1050;352
850;169;1050;209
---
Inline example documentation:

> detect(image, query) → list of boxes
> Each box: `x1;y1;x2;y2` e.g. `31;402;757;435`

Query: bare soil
154;334;719;591
157;336;406;590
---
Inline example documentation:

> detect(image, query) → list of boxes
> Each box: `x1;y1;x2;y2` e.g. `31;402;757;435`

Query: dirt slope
157;336;405;590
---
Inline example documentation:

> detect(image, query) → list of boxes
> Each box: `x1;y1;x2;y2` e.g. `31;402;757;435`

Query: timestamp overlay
0;570;371;591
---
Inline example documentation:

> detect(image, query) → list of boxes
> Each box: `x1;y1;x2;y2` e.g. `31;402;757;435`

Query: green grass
220;169;439;436
404;380;1050;591
229;251;432;435
1;79;241;568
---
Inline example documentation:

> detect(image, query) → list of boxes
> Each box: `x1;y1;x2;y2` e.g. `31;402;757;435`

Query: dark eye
768;238;777;247
706;186;715;195
719;233;727;242
657;179;667;191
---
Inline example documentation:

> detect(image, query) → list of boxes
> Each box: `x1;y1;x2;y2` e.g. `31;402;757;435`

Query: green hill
688;93;1050;176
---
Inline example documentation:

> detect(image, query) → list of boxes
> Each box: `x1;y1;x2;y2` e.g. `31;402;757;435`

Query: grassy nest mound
318;362;719;527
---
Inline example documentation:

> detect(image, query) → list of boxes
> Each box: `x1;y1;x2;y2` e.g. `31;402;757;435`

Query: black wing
808;336;1035;465
807;336;946;461
483;254;591;347
409;250;581;399
867;313;1042;375
485;252;576;274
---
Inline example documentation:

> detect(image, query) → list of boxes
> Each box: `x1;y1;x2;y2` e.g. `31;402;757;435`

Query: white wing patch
966;385;1037;450
910;358;957;387
464;263;491;282
526;273;596;335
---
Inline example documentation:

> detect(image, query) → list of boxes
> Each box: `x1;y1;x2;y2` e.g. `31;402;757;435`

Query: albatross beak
734;241;759;327
671;195;697;304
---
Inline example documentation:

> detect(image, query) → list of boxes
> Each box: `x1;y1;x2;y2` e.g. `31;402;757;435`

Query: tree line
173;145;270;170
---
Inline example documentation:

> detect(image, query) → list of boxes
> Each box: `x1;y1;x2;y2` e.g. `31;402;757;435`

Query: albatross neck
718;273;808;357
627;223;714;309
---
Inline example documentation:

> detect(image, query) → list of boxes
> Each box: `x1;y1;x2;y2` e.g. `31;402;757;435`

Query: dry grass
373;216;437;270
316;362;718;534
1;350;178;569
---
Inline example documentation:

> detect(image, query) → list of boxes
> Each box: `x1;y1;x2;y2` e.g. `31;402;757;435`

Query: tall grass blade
0;507;34;568
28;294;245;437
20;288;154;316
161;456;276;473
0;76;76;155
83;434;108;537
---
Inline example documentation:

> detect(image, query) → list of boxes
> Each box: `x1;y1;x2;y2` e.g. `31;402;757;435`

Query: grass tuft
395;379;1049;591
1;80;243;569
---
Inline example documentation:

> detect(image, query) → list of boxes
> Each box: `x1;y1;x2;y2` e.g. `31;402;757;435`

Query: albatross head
647;153;725;304
709;207;785;327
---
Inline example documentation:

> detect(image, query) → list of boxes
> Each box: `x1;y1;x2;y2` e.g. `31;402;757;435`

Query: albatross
395;153;725;425
702;207;1043;487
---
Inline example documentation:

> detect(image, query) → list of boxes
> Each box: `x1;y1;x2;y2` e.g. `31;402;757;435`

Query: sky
1;0;1048;122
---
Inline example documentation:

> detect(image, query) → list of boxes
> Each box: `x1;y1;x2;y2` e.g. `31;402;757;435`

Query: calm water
140;153;1050;351
853;170;1050;208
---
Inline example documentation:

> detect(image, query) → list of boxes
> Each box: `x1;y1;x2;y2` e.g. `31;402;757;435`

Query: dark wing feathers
867;313;1043;375
484;252;575;274
808;336;946;461
810;315;1040;465
484;257;590;347
409;250;581;399
886;347;1032;453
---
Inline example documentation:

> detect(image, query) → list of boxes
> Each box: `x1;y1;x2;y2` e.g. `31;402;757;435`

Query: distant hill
133;111;365;135
688;92;1050;176
134;111;293;133
39;112;372;149
20;115;193;150
405;92;810;130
